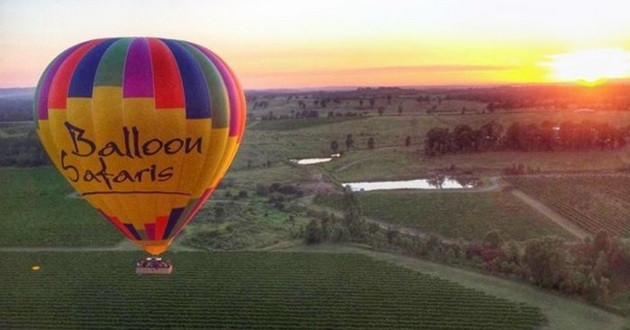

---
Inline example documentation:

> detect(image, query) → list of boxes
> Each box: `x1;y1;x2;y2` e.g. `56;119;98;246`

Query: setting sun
544;48;630;85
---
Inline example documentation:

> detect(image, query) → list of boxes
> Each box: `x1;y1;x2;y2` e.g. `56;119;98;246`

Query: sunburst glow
544;48;630;84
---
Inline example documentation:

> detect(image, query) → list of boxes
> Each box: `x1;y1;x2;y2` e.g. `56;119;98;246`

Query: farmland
0;167;120;247
0;165;313;250
0;251;545;329
314;191;572;241
506;175;630;237
1;85;630;329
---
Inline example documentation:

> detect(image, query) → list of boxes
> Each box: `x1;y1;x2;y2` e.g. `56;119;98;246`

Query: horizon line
2;79;630;93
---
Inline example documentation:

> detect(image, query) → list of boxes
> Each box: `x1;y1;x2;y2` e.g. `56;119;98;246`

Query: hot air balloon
33;38;246;261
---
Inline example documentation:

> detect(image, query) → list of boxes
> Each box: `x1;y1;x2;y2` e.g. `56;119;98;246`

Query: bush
305;220;322;245
256;184;270;196
484;230;503;249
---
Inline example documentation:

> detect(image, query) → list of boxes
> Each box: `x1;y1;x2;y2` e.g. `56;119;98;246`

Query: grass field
249;116;368;131
238;110;630;177
0;251;545;329
0;165;312;250
0;121;33;138
4;109;630;174
322;147;630;182
0;167;120;247
314;191;572;241
506;175;630;237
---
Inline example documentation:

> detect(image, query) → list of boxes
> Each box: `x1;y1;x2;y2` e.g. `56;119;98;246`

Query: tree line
0;131;50;166
0;97;32;122
425;120;629;156
448;84;630;111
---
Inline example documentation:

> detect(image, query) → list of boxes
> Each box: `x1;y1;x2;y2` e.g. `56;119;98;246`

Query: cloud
246;65;518;77
340;65;519;74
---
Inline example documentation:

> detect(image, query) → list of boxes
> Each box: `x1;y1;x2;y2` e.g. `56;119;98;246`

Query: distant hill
0;87;35;99
0;88;34;122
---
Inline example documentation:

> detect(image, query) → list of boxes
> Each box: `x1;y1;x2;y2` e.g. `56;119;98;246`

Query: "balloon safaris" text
59;121;204;190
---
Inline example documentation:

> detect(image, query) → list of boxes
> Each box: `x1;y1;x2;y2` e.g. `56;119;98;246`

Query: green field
315;146;630;183
249;116;368;131
237;110;630;178
0;121;34;137
314;191;571;241
0;167;120;247
0;251;545;329
506;175;630;237
0;165;313;250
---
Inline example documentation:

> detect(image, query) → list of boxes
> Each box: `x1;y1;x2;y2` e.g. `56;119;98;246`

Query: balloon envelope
34;37;246;255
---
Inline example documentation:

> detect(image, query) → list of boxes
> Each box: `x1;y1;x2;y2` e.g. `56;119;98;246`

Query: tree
478;121;503;151
342;190;365;241
592;230;612;256
523;237;570;288
405;136;411;147
398;104;403;115
320;214;334;241
377;107;385;116
520;123;541;151
484;230;503;249
593;251;610;279
345;134;354;150
330;140;339;153
502;239;522;265
369;98;375;109
504;122;522;150
452;124;475;152
386;94;392;105
367;137;375;149
424;127;450;156
305;220;322;244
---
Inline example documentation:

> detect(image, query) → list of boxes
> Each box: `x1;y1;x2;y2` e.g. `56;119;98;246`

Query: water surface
343;177;478;192
290;154;340;165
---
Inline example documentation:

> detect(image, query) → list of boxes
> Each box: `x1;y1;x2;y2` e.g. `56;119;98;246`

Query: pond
290;154;340;165
342;176;479;192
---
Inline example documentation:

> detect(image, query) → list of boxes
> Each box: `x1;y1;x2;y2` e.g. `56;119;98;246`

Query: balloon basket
135;256;173;275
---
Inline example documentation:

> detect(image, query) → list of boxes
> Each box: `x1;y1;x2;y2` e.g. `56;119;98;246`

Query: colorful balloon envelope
34;37;246;255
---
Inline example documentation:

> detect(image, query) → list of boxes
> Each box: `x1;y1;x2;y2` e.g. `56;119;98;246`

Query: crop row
314;191;571;241
0;252;545;329
507;175;630;237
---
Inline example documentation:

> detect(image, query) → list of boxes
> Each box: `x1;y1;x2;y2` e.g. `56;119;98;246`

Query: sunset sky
1;0;630;89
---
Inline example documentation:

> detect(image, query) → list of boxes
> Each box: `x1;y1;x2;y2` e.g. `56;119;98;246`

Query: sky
1;0;630;89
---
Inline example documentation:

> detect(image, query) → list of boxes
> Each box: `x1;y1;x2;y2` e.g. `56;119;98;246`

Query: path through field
510;189;589;240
